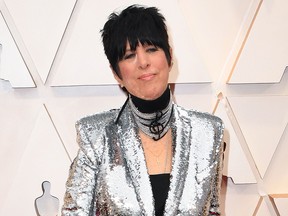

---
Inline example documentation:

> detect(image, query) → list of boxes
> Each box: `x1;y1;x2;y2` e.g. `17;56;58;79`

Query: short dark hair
101;4;172;78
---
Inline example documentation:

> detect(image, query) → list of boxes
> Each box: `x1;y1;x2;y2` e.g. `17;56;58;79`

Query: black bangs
118;9;167;60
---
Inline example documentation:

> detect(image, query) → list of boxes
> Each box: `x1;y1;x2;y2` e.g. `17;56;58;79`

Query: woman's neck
130;86;170;113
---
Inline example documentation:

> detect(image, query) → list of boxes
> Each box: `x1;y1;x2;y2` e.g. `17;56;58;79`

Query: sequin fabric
62;103;224;216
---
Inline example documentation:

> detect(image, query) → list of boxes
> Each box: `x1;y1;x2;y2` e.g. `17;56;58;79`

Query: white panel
172;84;213;113
4;0;76;83
227;68;288;96
228;96;288;178
0;106;71;216
0;12;34;87
179;0;253;82
220;177;259;215
215;101;256;183
255;197;278;216
229;0;288;83
51;0;210;86
0;96;41;206
151;0;211;83
264;124;288;194
272;196;288;215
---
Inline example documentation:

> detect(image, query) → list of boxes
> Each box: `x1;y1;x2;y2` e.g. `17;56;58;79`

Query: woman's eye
123;53;135;60
147;47;158;52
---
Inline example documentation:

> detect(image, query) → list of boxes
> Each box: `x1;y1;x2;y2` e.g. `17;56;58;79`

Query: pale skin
140;130;173;175
112;42;173;175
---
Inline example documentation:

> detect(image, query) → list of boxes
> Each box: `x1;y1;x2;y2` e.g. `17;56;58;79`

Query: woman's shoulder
75;108;120;130
174;103;224;127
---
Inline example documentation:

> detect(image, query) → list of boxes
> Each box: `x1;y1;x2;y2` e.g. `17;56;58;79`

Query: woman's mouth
138;73;156;81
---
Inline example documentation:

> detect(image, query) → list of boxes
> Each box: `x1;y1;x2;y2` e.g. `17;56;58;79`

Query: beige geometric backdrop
1;0;288;215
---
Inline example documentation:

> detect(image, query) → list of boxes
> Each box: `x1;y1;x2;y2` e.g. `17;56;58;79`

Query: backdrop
0;0;288;215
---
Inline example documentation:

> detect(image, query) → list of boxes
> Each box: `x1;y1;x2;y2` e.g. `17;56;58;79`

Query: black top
149;173;171;216
130;86;170;113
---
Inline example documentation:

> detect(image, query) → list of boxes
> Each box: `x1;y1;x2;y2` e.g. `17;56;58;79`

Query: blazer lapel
164;105;192;216
117;106;154;216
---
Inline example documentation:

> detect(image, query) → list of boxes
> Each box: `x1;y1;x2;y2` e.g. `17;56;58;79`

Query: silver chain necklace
129;94;173;141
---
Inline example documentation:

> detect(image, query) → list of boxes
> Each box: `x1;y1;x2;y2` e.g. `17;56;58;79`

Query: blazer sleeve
209;117;225;216
62;119;101;216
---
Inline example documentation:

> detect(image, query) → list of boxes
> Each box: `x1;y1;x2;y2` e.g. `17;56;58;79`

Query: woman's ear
169;47;173;68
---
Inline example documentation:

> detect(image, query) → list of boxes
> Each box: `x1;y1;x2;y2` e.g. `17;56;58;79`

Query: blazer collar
117;104;154;215
164;105;192;215
117;104;192;216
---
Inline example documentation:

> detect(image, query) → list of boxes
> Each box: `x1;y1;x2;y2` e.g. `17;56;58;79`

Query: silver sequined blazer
62;103;224;216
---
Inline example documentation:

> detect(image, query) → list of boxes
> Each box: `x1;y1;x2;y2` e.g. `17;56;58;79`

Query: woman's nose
137;51;150;69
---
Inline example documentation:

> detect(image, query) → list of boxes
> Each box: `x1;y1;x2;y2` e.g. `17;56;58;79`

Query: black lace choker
129;87;173;141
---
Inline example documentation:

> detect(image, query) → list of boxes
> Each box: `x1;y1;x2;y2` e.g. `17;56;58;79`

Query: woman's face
114;42;172;100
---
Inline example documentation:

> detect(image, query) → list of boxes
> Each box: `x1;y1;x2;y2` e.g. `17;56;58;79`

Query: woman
62;5;224;216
